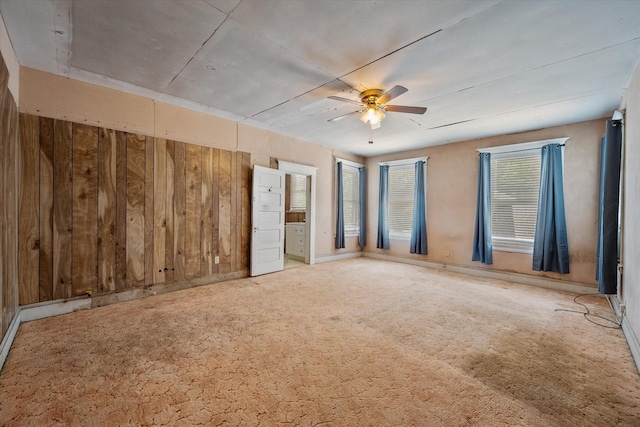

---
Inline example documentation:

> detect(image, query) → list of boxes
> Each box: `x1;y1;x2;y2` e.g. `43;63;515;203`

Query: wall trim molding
20;297;92;323
363;252;597;295
621;315;640;375
315;251;363;264
610;295;640;374
92;270;248;308
0;309;21;372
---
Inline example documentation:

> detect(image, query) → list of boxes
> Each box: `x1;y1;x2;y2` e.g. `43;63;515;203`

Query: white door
250;165;286;276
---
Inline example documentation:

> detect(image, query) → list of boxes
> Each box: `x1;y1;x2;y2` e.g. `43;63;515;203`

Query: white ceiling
1;0;640;156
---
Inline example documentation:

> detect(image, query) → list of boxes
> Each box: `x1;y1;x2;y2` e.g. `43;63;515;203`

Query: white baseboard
363;252;597;295
315;251;363;264
0;308;21;372
610;295;640;375
20;296;91;322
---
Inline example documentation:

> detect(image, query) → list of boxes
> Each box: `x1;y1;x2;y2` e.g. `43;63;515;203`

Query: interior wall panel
201;146;214;276
18;113;39;305
97;128;117;293
72;124;99;296
218;149;231;274
52;120;73;299
126;133;146;288
39;117;54;301
16;115;251;306
185;143;202;278
173;140;186;281
153;138;167;284
211;148;220;275
115;131;127;290
165;139;175;282
144;137;154;285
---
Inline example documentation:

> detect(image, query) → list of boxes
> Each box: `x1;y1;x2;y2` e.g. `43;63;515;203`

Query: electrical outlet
445;249;450;257
214;256;220;264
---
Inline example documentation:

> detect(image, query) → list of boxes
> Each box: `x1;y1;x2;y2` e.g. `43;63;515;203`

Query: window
289;174;306;211
490;152;541;253
388;165;415;236
341;164;360;234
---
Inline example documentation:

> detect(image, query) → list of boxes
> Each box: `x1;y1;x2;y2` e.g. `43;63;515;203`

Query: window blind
342;165;360;233
490;154;541;252
388;166;415;235
290;174;307;211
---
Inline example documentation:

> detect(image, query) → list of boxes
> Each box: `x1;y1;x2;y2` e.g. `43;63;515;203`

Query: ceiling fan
327;85;427;129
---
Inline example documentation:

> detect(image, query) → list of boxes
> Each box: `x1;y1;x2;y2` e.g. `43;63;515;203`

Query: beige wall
0;45;19;341
365;118;605;286
621;58;640;351
19;67;364;260
0;14;18;102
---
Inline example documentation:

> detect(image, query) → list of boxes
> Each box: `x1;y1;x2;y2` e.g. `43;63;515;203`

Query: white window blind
388;166;415;236
342;165;360;233
289;174;307;211
490;153;541;253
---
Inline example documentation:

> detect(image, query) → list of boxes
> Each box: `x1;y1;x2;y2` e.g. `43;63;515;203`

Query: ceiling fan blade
378;85;408;105
328;95;362;105
385;105;427;115
328;111;361;122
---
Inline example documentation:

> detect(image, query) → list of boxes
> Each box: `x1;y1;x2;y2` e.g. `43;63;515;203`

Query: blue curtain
596;120;622;294
358;166;367;247
335;161;345;249
376;165;390;249
532;144;569;273
472;153;492;264
410;161;427;254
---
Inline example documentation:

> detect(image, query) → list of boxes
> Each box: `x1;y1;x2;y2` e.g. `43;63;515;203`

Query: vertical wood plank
18;113;40;305
97;127;117;293
211;149;220;274
72;123;99;296
235;151;243;271
144;137;154;285
173;141;186;281
218;149;231;273
230;150;238;272
53;120;73;299
241;152;251;270
153;138;167;284
115;131;127;290
39;117;54;301
165;139;175;283
201;147;213;276
185;143;202;278
126;133;146;288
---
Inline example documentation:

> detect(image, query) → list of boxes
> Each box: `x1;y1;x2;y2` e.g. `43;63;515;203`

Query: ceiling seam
417;36;640;105
248;28;443;120
163;13;231;90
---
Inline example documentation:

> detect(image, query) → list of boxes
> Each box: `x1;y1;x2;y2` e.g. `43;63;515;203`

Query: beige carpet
1;258;639;426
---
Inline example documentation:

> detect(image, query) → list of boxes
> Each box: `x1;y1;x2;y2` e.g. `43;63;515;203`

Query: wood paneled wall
18;114;251;305
0;51;19;339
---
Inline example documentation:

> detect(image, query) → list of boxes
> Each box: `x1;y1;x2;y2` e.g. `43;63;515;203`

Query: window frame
379;157;428;240
478;137;567;254
336;158;364;237
289;173;307;212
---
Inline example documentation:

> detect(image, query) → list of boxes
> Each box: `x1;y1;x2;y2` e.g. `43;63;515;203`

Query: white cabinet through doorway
285;223;306;260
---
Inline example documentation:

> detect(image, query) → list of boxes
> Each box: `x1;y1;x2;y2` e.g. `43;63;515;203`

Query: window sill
389;233;411;241
492;246;533;255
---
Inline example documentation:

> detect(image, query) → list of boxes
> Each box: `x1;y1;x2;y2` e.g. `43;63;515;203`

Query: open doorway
284;173;307;269
277;161;317;267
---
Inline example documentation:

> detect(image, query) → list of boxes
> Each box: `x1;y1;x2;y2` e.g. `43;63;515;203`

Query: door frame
278;161;317;265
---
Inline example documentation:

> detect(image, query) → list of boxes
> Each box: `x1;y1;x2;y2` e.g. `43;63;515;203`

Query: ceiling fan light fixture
360;105;385;126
